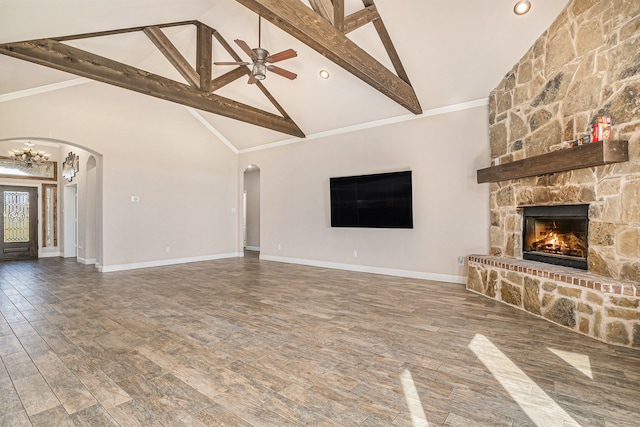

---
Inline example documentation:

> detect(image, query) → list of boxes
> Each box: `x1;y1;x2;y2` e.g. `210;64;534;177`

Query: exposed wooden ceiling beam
343;4;379;34
52;21;198;42
143;26;200;88
0;39;305;137
196;23;213;92
307;0;333;24
361;0;410;85
333;0;344;32
211;66;250;91
234;0;421;114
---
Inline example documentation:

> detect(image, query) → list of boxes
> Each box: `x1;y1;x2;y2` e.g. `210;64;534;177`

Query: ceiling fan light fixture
514;0;531;15
319;69;330;79
253;62;267;80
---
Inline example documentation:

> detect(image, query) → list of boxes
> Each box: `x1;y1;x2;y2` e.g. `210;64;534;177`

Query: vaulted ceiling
0;0;569;151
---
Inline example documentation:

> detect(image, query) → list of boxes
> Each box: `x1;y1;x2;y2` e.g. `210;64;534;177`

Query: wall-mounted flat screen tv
330;171;413;228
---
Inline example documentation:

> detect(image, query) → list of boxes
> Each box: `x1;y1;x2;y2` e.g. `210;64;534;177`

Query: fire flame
531;230;585;258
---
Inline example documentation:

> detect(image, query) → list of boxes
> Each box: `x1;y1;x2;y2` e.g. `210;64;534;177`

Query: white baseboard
99;252;243;273
77;257;96;265
39;251;61;258
245;246;260;251
259;255;467;284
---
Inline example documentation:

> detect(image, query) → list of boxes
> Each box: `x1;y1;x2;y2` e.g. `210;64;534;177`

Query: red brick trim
468;255;638;297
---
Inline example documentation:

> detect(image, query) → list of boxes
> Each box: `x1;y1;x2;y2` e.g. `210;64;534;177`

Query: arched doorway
243;164;260;254
0;137;103;267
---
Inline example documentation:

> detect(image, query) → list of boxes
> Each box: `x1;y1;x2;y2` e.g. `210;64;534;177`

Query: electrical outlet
278;244;282;251
353;250;358;258
165;246;171;253
458;256;465;266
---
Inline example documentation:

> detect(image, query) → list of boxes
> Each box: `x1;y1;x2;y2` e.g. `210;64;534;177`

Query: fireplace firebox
522;204;589;270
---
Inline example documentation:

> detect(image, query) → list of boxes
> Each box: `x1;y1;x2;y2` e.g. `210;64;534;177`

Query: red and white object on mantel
592;116;612;142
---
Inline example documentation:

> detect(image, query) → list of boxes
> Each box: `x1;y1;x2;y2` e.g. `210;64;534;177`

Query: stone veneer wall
488;0;640;281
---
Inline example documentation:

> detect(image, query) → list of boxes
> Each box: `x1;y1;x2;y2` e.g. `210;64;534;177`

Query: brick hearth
468;256;640;348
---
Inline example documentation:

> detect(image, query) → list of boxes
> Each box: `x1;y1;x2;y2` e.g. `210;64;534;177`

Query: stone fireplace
467;0;640;348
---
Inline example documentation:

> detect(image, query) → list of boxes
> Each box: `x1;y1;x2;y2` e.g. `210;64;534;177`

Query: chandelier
8;142;50;167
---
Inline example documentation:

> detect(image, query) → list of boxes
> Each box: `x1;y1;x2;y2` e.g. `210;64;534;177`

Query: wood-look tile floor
1;253;639;426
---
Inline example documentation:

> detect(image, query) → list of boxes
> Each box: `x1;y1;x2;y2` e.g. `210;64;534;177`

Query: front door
0;186;38;260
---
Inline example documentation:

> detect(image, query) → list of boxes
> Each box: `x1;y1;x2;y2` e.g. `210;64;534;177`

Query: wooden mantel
477;140;629;184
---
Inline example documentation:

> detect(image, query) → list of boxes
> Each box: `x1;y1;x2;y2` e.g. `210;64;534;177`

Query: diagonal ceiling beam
0;39;305;137
343;4;379;34
361;0;410;85
234;0;421;114
143;26;200;88
211;66;250;91
308;0;333;24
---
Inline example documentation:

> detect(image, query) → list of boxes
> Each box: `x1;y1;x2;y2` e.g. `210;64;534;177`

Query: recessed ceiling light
319;69;330;79
514;0;531;15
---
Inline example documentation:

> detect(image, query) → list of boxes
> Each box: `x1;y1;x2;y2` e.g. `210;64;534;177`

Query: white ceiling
0;0;569;151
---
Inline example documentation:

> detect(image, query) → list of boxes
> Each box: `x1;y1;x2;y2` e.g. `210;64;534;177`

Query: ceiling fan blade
235;39;257;60
214;61;250;66
266;49;297;64
247;74;258;84
268;65;297;80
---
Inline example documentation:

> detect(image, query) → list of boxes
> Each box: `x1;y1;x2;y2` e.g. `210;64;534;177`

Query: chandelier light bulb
9;142;50;167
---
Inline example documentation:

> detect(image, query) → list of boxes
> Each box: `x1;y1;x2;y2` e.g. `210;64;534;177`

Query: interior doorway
243;165;260;254
0;185;38;260
63;184;78;258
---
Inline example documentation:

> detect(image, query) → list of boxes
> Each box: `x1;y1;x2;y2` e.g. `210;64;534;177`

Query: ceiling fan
214;16;298;84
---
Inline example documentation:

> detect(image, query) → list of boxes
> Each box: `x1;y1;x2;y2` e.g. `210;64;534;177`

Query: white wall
239;105;491;283
0;78;490;282
0;81;240;270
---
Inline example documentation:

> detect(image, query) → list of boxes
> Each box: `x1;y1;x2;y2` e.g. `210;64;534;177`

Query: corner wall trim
99;252;243;273
184;107;238;154
239;97;489;154
259;254;466;285
0;78;90;103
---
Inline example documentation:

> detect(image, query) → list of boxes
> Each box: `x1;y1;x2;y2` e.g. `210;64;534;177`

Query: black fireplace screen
522;204;589;270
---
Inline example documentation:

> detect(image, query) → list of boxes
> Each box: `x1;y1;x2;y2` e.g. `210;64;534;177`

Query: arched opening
0;137;103;267
243;164;260;256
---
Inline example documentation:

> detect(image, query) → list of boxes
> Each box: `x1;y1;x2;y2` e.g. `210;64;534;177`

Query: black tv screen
330;171;413;228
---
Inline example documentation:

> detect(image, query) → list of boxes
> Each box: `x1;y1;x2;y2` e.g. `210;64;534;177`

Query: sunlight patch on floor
469;334;581;427
547;347;593;379
400;369;429;427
